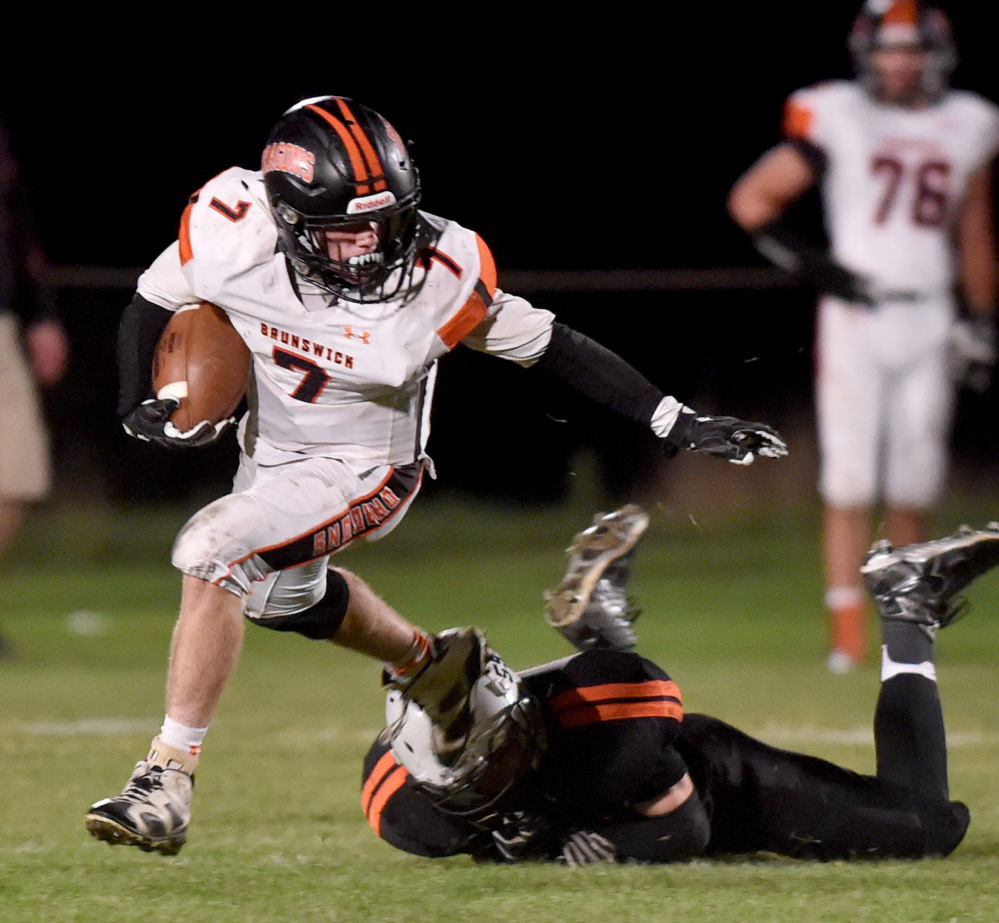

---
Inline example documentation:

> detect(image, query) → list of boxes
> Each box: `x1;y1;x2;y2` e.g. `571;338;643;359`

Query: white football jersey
784;81;999;297
138;167;554;469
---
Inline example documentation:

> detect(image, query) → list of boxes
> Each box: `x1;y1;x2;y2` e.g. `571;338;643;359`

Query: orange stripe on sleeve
438;288;489;349
365;764;409;837
549;680;682;708
361;751;399;815
307;104;372;194
474;234;497;298
555;699;685;728
178;198;197;265
782;99;814;141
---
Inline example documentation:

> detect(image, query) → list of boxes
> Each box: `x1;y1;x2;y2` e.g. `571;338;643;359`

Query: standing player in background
86;95;787;855
0;117;70;659
727;0;999;672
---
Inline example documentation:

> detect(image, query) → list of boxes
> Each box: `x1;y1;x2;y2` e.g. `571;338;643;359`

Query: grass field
1;495;998;922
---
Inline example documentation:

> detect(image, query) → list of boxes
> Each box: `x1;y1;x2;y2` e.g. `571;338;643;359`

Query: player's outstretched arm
533;323;787;465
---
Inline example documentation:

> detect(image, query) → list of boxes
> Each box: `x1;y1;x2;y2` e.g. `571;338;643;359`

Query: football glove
948;316;996;393
489;812;549;863
122;398;234;449
559;831;617;866
663;409;789;466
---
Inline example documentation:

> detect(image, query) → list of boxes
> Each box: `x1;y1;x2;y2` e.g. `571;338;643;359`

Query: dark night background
3;2;999;510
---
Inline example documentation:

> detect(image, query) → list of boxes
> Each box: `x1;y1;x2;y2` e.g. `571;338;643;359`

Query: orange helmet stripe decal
306;103;373;195
334;98;388;193
884;0;919;26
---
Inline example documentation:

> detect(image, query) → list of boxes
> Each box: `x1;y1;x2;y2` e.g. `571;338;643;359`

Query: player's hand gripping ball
127;302;251;449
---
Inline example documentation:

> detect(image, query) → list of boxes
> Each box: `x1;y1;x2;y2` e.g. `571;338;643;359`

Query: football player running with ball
363;506;999;865
86;96;787;855
728;1;999;673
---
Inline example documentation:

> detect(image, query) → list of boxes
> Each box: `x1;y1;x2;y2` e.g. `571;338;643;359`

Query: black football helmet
262;96;424;303
848;1;957;102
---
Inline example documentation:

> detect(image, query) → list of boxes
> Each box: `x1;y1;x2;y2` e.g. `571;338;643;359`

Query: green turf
1;496;998;922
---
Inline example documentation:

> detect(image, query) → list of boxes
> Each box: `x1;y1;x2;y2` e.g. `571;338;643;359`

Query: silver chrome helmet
384;646;545;820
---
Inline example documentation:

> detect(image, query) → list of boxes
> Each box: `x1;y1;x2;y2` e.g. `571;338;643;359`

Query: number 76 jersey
783;80;999;297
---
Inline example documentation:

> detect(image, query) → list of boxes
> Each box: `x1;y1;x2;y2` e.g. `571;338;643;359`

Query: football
152;302;251;433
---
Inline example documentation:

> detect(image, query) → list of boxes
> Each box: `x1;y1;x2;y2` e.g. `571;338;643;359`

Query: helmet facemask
272;195;424;304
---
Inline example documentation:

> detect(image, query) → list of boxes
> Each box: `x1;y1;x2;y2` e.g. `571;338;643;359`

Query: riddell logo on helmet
347;191;397;214
261;143;316;182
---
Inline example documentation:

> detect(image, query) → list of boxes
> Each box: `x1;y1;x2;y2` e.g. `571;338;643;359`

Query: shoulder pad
179;168;277;269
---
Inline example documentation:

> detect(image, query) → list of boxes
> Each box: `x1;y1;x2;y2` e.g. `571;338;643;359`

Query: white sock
825;586;864;610
159;716;209;757
880;646;936;683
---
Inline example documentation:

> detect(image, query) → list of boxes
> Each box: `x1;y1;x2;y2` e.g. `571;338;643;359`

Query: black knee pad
248;570;349;640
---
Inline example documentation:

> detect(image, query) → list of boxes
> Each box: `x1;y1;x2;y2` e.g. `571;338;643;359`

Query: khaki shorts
0;314;51;501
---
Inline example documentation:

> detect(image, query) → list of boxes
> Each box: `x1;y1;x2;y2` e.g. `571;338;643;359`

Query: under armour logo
344;327;371;344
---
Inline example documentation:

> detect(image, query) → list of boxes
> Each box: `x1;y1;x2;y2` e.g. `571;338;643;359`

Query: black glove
490;813;547;863
948;316;996;393
664;409;789;466
752;222;875;307
559;831;617;866
122;398;233;449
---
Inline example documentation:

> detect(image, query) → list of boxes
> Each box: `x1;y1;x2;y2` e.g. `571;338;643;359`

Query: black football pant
674;674;969;860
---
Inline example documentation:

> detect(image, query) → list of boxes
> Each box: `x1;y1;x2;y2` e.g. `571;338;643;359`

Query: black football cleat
861;522;999;639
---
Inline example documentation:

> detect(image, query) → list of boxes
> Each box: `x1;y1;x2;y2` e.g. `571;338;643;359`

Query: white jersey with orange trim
783;80;999;298
137;166;555;470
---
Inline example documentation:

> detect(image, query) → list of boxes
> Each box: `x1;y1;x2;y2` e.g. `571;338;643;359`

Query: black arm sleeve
531;322;665;428
116;293;173;419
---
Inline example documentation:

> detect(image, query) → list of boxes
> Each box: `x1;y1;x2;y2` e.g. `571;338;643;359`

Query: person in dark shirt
362;505;998;864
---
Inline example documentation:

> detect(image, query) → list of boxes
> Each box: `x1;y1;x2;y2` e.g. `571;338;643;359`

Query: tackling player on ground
727;1;999;673
85;95;787;855
363;505;999;864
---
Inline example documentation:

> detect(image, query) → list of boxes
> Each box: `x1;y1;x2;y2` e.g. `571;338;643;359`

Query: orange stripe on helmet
883;0;919;26
334;98;388;193
306;103;372;195
365;764;409;837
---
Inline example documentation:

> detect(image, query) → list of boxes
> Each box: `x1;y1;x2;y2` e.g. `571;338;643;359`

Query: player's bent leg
863;523;999;805
675;713;966;860
86;739;195;855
